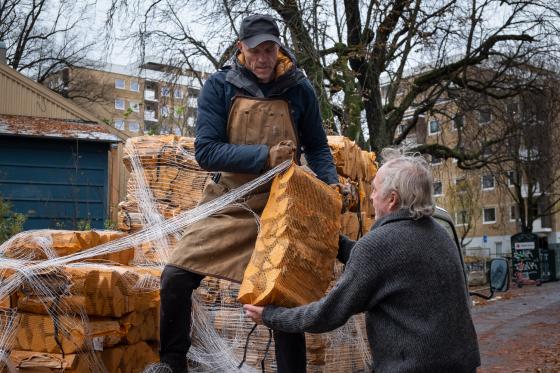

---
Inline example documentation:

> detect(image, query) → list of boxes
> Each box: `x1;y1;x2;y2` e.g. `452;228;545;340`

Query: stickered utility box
238;164;342;307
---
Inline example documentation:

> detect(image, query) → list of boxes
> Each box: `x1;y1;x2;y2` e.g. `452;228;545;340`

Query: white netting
0;135;375;372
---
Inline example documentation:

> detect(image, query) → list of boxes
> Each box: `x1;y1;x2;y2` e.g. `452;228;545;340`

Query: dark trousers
160;265;307;372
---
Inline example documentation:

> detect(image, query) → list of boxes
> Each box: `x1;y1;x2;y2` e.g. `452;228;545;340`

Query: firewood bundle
328;136;378;239
9;341;158;373
238;164;342;307
197;276;371;373
118;135;211;235
0;229;133;265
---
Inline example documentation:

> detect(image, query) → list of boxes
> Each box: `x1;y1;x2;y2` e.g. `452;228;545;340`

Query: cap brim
243;34;281;49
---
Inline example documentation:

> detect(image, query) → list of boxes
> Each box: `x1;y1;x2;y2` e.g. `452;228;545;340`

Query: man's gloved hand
265;140;296;170
330;182;357;212
329;183;352;196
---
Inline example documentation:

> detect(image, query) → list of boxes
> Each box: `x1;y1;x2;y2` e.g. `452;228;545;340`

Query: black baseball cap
239;15;281;48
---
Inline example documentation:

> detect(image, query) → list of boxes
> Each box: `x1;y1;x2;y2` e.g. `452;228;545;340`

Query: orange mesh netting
238;164;342;307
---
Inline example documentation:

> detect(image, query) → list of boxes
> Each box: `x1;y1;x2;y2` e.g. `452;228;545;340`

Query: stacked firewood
118;135;211;234
0;231;160;372
328;136;378;239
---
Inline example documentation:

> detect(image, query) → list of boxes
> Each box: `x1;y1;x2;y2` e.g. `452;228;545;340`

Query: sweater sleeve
298;80;338;185
262;238;377;334
194;74;269;173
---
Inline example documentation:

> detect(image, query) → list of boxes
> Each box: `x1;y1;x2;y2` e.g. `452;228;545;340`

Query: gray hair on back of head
378;148;435;219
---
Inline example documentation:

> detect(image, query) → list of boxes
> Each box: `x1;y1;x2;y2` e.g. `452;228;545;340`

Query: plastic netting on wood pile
0;135;376;373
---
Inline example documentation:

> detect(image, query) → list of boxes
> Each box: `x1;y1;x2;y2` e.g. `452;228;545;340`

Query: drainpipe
0;41;6;64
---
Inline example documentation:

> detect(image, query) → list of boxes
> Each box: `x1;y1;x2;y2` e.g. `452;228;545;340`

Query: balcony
144;89;157;101
144;110;157;122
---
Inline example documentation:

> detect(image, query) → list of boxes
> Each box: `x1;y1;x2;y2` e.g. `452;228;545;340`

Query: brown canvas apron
169;96;299;283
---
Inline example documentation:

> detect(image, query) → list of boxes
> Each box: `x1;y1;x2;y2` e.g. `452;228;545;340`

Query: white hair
378;148;435;219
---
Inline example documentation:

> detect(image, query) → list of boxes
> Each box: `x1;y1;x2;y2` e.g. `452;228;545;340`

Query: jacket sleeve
298;80;338;185
262;237;378;334
194;74;269;173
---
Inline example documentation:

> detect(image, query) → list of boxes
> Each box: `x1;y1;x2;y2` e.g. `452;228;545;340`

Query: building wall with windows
395;89;560;256
45;62;206;137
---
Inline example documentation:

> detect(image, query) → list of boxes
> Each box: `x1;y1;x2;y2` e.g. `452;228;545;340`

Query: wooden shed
0;62;128;230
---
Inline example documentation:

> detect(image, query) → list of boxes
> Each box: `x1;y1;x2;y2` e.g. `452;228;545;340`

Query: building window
433;181;443;196
129;101;140;112
187;96;197;108
481;174;495;190
115;98;125;110
160;106;170;118
482;207;496;224
128;121;140;133
510;205;519;222
115;79;125;89
428;119;441;135
452;115;464;130
481;147;492;160
187;116;195;127
174;89;183;99
495;241;503;255
478;108;491;124
455;210;469;226
507;170;518;187
455;177;467;193
114;119;125;130
161;87;170;97
130;81;139;92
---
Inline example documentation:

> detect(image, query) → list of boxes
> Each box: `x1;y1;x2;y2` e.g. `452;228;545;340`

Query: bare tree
104;0;559;159
0;0;97;82
482;71;560;233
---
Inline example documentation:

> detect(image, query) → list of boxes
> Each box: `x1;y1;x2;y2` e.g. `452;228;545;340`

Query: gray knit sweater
262;209;480;373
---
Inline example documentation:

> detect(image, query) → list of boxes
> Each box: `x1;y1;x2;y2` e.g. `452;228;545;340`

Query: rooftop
0;115;122;142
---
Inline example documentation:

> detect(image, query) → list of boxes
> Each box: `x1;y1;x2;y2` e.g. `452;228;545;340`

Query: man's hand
243;304;265;325
265;140;296;170
329;183;351;196
330;182;356;211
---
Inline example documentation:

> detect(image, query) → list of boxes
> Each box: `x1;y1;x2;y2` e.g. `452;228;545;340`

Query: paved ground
471;280;560;372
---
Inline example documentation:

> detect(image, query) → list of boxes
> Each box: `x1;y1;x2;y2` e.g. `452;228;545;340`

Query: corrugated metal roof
0;114;121;142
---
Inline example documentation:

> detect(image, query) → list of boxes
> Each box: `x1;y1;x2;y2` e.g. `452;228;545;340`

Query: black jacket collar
223;46;306;98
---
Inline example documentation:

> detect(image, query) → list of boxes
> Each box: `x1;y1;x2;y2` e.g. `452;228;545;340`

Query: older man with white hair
245;149;481;373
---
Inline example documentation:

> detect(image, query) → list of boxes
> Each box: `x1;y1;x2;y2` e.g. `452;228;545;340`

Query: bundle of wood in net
122;135;201;172
0;230;133;265
328;136;378;232
238;164;342;308
9;340;158;373
195;275;372;372
118;135;211;234
14;265;161;317
193;278;278;372
13;307;159;354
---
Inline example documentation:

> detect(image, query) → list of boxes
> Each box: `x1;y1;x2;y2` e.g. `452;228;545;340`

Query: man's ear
388;191;399;210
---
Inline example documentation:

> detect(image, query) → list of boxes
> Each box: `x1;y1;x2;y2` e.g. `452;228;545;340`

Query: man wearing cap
159;14;338;372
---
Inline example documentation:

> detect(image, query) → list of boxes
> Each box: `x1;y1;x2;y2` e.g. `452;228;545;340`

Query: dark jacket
194;48;338;185
263;209;481;373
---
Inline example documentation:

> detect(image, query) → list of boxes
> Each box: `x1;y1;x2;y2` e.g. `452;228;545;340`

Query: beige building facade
402;94;560;257
46;62;206;138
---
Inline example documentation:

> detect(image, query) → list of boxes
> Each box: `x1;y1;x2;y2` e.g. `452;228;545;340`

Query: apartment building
45;61;206;137
398;91;560;257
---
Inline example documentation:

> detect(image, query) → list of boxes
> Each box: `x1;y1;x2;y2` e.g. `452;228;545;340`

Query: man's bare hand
243;304;265;325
